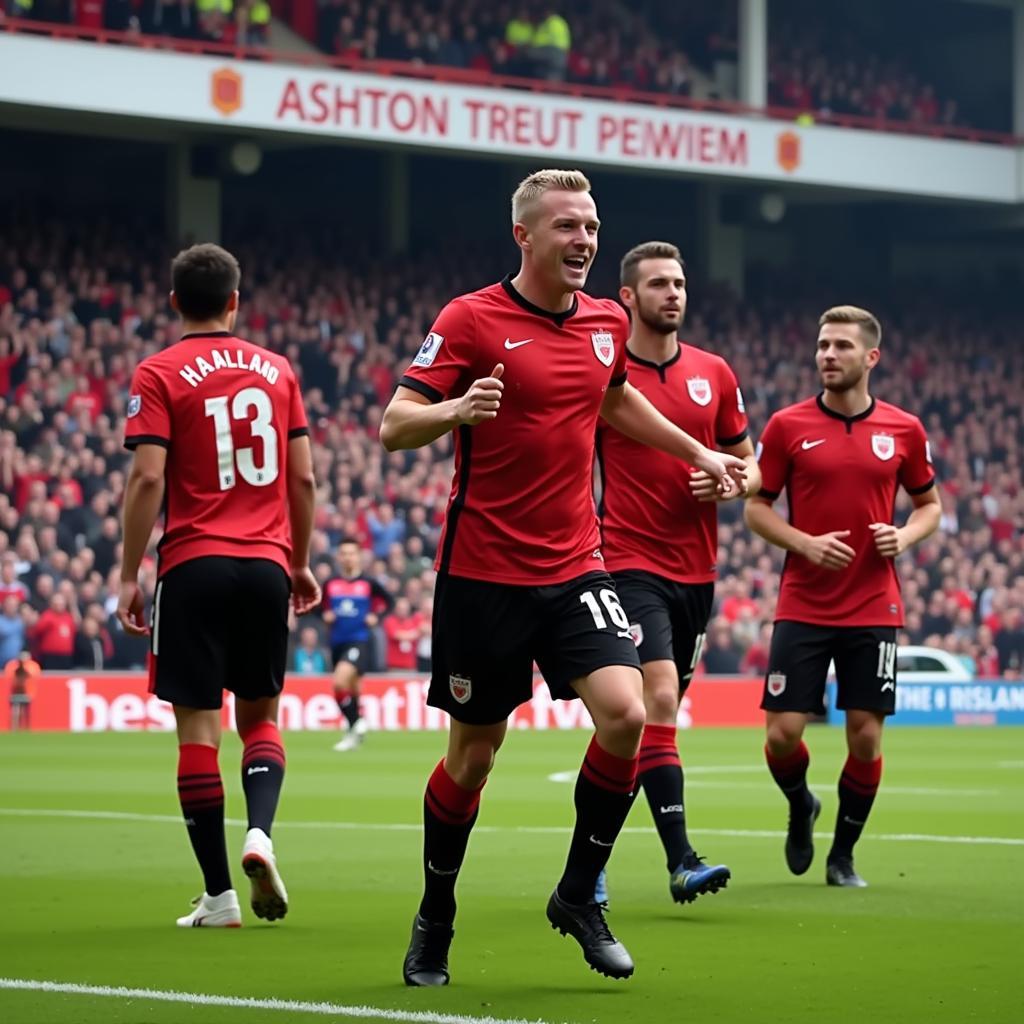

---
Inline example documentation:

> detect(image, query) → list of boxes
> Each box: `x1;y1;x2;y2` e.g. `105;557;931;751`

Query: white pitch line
2;807;1022;846
546;771;996;796
0;978;559;1024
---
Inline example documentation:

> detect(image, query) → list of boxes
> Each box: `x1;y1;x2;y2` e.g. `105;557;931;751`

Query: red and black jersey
399;276;629;585
598;342;747;583
756;394;935;627
123;331;309;578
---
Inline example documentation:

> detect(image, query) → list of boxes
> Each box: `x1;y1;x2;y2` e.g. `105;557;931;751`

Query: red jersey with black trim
123;331;309;578
399;276;629;585
598;342;747;583
756;394;935;626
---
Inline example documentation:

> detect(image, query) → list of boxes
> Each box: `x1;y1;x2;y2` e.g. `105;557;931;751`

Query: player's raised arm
380;365;505;451
600;381;747;494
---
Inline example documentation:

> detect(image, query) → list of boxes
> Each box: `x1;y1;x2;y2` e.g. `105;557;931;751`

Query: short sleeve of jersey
124;362;171;449
398;299;476;403
899;417;935;495
287;370;310;439
755;413;789;501
609;303;630;387
715;362;748;447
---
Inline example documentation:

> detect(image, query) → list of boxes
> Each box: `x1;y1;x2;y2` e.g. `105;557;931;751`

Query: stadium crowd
1;0;986;131
0;219;1022;679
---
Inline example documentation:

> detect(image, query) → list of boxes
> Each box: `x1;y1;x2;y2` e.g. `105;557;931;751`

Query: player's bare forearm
600;383;703;465
287;436;317;568
121;465;165;580
898;489;942;549
744;497;811;555
380;395;461;451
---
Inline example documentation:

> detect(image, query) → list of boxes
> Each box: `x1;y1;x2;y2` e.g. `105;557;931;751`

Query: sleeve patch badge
413;332;445;367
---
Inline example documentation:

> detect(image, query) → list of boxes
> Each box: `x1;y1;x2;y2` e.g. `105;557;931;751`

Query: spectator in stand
32;591;78;670
72;612;114;670
383;595;422;670
701;616;742;674
504;6;534;77
995;608;1024;678
530;6;571;82
0;556;28;604
293;625;328;673
0;594;26;664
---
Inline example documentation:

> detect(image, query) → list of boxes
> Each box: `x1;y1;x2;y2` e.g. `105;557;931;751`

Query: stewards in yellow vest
530;8;571;81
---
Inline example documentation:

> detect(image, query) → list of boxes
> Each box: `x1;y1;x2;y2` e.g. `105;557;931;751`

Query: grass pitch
1;726;1021;1024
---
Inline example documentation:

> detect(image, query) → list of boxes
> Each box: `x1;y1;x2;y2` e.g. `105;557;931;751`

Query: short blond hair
819;305;882;347
511;168;592;225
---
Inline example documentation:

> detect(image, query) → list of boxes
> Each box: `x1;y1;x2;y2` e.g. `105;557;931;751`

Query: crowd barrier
2;672;1022;732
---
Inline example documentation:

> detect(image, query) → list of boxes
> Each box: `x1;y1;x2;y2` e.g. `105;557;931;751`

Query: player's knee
847;728;882;762
601;694;646;747
644;680;680;723
448;740;498;788
765;722;802;755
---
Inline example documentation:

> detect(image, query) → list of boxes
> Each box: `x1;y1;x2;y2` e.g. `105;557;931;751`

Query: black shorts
429;570;642;725
612;571;713;695
761;621;898;716
149;556;290;710
331;639;373;675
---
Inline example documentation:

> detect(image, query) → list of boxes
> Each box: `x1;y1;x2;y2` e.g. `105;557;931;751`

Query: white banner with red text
0;672;765;732
0;35;1018;203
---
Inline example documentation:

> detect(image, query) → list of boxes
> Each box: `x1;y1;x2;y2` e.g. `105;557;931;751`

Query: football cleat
402;914;454;986
241;827;288;921
352;717;369;737
826;856;868;888
785;793;821;876
669;854;731;904
175;889;242;928
332;732;363;752
546;889;634;980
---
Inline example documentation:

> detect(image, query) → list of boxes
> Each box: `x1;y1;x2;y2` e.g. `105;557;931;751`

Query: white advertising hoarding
0;34;1019;203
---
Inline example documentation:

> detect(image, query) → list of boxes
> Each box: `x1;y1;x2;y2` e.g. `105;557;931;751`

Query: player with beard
595;241;759;906
745;306;940;887
381;170;748;985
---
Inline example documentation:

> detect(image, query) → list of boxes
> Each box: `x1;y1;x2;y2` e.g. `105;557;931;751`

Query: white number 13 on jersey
204;387;279;490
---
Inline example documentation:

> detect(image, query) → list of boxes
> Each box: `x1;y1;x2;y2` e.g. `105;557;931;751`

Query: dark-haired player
323;537;393;750
596;240;759;906
118;243;321;926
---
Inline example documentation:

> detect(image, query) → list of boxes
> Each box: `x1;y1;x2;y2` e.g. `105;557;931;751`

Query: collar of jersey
816;392;876;424
501;274;578;326
180;331;234;339
626;343;682;372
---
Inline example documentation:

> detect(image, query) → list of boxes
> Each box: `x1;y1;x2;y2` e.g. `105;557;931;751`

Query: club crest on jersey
767;672;786;696
449;674;472;704
591;331;615;367
628;623;644;648
871;433;895;461
127;394;141;418
687;377;712;406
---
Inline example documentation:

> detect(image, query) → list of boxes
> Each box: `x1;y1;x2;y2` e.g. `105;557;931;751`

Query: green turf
1;727;1022;1024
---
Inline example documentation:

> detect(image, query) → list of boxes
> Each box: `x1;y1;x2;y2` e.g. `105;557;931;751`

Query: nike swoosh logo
801;439;826;450
504;338;534;350
589;835;614;847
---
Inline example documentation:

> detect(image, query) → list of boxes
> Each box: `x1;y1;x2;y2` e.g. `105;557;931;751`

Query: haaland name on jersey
178;348;282;389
